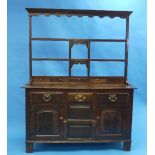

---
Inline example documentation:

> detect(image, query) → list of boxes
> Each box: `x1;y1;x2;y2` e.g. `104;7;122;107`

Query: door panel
36;110;59;135
99;110;122;134
30;105;64;139
96;107;129;138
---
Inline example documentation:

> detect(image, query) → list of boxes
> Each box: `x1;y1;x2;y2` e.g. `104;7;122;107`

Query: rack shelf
32;38;127;42
32;58;125;62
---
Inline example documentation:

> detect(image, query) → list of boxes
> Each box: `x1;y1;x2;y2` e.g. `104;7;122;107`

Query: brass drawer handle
75;94;86;102
108;94;118;102
43;93;52;102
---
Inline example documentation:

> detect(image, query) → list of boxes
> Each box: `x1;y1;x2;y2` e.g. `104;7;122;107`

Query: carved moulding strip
70;40;90;49
30;12;128;19
70;60;89;70
26;8;132;19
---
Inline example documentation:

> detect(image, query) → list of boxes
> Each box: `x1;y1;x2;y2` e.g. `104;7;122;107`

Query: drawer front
30;92;66;104
96;93;129;106
68;104;93;119
68;93;93;119
68;93;93;102
66;121;93;139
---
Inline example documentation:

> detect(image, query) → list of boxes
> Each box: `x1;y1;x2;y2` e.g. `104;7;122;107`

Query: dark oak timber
24;8;134;152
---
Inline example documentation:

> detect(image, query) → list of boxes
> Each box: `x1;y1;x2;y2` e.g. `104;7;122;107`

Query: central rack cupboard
23;8;134;153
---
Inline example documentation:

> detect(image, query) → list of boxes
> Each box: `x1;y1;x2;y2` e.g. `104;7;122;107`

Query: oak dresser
23;8;134;153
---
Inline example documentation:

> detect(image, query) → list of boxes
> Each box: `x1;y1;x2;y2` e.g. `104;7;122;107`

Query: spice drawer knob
43;93;52;102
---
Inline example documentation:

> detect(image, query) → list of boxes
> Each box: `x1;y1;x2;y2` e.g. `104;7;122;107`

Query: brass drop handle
108;94;118;102
75;94;86;102
43;93;52;102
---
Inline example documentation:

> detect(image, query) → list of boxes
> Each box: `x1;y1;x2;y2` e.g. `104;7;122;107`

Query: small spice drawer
30;92;66;104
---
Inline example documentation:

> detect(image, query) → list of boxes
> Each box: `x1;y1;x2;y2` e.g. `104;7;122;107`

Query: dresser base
24;77;134;153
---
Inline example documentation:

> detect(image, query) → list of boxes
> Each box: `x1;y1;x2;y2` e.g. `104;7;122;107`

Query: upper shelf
26;8;132;18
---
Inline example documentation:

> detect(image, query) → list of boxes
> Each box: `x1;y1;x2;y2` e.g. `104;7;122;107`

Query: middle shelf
31;38;126;76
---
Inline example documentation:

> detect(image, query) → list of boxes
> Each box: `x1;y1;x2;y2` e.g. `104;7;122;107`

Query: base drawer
66;121;93;138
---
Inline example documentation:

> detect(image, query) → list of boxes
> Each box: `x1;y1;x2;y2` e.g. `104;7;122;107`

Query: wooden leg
26;143;33;153
123;141;131;151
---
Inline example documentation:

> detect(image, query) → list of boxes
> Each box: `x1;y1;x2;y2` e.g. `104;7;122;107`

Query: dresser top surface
23;76;134;89
24;83;134;90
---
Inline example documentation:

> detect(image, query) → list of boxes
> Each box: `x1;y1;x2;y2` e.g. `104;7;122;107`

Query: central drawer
68;93;93;102
68;93;93;119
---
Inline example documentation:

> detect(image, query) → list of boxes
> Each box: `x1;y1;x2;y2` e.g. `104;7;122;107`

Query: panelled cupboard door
96;107;131;138
29;105;64;140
